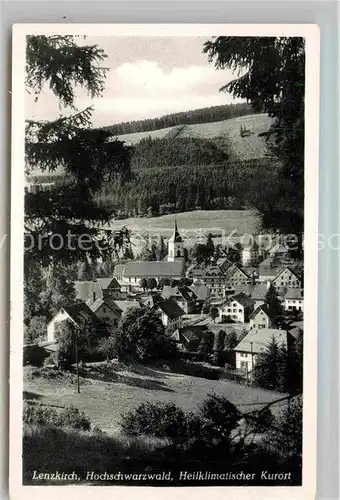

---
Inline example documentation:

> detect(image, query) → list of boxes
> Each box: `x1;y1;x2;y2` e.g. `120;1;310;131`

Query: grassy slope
24;363;285;435
114;113;273;161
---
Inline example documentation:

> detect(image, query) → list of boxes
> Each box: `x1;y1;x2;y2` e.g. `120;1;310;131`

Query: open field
24;363;286;435
106;209;261;237
115;113;273;161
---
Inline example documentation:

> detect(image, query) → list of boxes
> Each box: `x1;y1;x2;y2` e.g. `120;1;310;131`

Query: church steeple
168;219;183;243
167;219;184;262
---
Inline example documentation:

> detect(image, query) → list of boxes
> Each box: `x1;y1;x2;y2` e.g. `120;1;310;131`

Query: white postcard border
10;23;320;500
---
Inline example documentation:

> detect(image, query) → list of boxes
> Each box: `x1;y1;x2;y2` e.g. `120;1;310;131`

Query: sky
26;36;243;128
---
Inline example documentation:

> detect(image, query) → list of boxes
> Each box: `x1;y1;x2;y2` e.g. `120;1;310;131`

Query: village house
272;267;301;292
249;305;273;329
86;297;122;327
269;243;290;258
234;328;290;372
284;288;304;312
216;256;233;274
161;285;197;314
189;283;210;303
74;277;123;303
168;327;204;352
112;300;141;316
258;256;284;282
224;264;252;292
157;298;185;332
47;303;101;343
218;293;254;324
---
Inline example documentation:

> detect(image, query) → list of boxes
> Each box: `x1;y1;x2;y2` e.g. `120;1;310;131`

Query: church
113;220;185;289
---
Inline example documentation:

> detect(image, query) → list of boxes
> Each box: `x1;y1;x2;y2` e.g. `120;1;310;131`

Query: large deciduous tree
203;37;305;234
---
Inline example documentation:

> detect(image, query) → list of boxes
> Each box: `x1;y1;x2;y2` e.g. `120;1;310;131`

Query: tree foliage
204;36;305;233
265;283;282;324
114;306;178;363
25;35;131;267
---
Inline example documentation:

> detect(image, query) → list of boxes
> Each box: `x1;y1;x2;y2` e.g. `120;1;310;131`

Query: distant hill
114;113;273;162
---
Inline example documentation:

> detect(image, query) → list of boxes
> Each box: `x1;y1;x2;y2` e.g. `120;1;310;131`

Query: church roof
117;260;184;278
168;220;183;243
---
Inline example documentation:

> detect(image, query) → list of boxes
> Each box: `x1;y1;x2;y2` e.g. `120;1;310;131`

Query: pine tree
253;336;283;390
265;284;282;325
25;36;131;268
206;233;215;259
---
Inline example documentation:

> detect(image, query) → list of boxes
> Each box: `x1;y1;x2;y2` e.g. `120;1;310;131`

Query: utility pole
250;341;254;371
75;327;80;394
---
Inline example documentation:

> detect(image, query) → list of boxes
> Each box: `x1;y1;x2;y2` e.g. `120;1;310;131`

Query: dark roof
225;264;249;280
63;302;100;325
158;298;185;319
226;293;254;309
87;298;122;315
119;260;184;278
168;220;183;243
96;277;120;290
249;304;273;319
162;285;195;302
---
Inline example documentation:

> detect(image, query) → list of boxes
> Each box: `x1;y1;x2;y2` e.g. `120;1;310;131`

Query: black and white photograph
10;24;319;499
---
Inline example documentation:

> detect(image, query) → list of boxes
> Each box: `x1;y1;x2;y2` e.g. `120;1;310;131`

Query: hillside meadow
24;363;286;435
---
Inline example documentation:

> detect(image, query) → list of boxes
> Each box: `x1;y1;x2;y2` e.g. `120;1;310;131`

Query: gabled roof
273;266;301;282
224;292;254;309
284;288;303;300
158;298;185;319
113;300;140;315
249;304;273;319
234;328;288;354
96;277;120;290
162;285;195;302
62;302;100;325
225;264;249;280
269;244;289;255
168;220;183;243
115;261;184;278
87;297;122;315
190;284;210;301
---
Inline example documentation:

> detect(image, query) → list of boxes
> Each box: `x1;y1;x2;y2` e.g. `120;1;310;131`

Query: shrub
23;345;49;367
198;395;240;444
121;402;188;441
23;402;91;431
120;395;241;450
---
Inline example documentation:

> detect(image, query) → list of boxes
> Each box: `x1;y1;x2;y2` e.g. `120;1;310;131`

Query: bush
23;345;49;367
198;395;240;444
121;402;188;441
120;395;241;450
23;402;91;431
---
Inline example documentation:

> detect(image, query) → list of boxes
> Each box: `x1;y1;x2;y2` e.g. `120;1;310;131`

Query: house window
238;309;242;313
103;307;106;313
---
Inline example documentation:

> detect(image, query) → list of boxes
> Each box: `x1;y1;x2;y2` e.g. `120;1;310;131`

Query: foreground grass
24;363;286;434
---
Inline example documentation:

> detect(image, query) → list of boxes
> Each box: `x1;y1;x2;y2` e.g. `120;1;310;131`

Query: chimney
93;291;96;302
